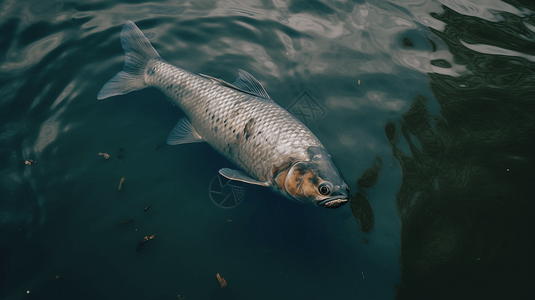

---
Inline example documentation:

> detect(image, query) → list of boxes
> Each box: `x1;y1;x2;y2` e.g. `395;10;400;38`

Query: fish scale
98;21;349;208
146;58;323;182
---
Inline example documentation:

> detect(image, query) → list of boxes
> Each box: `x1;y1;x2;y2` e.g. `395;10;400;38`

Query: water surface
1;0;534;299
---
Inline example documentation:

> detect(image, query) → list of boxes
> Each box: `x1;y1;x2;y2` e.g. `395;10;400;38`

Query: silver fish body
147;60;321;185
98;21;349;208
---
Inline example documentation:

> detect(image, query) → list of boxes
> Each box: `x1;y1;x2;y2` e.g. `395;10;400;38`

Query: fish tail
97;21;160;100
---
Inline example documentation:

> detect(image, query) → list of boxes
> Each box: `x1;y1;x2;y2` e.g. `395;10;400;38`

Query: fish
98;21;350;208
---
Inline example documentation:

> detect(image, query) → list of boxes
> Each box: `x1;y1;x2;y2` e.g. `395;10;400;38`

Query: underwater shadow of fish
350;156;381;233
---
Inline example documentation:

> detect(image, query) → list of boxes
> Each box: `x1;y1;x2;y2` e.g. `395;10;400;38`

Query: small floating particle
143;205;153;212
117;148;125;159
361;272;365;279
98;152;110;159
216;273;227;289
506;168;509;172
358;79;361;85
119;219;134;225
118;177;125;190
55;275;60;280
26;290;30;294
25;159;36;165
177;295;186;300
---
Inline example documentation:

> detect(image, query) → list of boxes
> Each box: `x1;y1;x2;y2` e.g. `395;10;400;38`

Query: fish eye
318;182;332;195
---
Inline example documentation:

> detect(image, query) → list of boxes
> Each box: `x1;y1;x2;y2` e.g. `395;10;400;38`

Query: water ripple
460;38;535;61
1;1;534;299
439;0;532;21
1;32;62;72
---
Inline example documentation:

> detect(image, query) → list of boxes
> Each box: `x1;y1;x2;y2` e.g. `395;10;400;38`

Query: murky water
1;1;534;299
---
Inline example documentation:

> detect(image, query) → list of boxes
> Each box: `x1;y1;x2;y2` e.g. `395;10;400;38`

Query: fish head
283;146;350;208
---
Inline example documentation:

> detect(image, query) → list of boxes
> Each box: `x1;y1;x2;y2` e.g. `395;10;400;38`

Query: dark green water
1;0;534;299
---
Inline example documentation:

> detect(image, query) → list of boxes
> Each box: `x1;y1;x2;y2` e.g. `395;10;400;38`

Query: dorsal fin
232;69;271;100
199;74;235;88
199;70;272;100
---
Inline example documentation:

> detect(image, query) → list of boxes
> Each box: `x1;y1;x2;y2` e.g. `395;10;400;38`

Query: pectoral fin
219;168;270;187
167;118;204;145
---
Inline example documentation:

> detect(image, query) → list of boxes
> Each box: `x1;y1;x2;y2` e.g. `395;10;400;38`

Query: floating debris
143;204;153;212
136;234;156;251
117;148;125;159
216;273;227;289
142;234;155;242
98;152;110;159
118;177;125;190
25;159;36;165
119;219;134;225
358;79;361;85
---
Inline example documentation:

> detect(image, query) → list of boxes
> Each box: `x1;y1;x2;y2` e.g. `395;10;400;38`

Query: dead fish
143;204;153;212
98;21;349;208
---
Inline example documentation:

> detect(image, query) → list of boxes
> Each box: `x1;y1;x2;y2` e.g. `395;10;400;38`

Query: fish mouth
318;196;349;209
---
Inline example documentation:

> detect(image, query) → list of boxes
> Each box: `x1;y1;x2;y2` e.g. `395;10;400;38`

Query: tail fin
97;21;160;100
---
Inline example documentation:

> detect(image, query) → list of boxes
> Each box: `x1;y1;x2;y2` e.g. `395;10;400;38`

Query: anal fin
219;168;270;187
167;118;204;145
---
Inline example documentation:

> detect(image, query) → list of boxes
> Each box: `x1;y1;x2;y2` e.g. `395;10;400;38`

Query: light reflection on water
460;39;535;61
0;0;534;299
